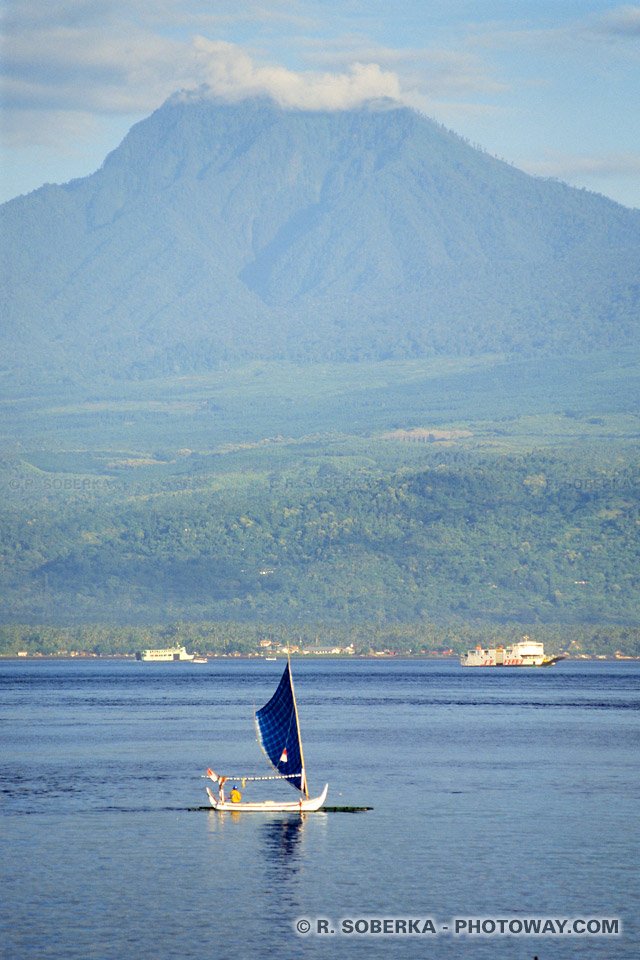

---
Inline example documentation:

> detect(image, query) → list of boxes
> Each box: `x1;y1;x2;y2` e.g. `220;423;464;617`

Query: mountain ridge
2;92;639;381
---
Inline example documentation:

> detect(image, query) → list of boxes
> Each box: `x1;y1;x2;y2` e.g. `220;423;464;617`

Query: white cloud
305;42;508;98
190;37;400;108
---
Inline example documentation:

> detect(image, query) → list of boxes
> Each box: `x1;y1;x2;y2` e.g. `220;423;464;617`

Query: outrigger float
204;655;328;812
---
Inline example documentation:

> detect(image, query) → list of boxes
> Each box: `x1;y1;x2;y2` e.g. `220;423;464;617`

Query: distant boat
192;657;208;664
265;656;277;661
460;640;565;667
135;646;194;662
204;654;328;812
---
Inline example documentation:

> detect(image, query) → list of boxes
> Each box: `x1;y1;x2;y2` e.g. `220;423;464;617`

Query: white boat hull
460;639;565;667
206;783;328;812
136;646;194;661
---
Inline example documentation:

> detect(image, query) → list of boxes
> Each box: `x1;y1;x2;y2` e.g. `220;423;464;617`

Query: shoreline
3;653;639;662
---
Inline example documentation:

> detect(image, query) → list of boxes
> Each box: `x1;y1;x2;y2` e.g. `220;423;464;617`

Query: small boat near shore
204;654;328;812
460;639;565;667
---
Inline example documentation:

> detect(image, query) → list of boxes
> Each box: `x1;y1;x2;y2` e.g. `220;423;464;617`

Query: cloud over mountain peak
189;39;401;110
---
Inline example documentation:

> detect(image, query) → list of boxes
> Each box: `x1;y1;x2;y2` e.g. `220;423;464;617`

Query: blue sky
2;1;639;207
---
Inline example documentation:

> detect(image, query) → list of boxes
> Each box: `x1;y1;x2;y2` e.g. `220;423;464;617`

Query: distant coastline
4;653;639;662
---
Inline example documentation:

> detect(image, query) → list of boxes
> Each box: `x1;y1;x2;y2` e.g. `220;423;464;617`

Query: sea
1;657;638;960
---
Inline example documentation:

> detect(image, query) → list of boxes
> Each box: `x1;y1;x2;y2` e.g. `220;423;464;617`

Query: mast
287;645;309;799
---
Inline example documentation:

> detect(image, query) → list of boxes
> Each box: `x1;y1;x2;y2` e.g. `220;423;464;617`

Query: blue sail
255;663;306;794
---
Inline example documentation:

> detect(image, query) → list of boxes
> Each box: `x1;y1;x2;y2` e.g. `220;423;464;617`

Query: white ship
460;639;564;667
135;646;194;662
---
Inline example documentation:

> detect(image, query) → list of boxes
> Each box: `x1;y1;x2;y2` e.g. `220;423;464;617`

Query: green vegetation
1;443;638;626
1;356;638;657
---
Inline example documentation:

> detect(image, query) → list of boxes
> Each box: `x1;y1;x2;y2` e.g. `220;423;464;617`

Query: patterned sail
255;662;306;795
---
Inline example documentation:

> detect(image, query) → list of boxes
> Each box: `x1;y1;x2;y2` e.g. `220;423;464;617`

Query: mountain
2;91;639;380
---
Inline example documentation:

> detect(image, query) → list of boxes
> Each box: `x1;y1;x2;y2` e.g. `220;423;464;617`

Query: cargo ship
460;639;564;667
135;646;194;662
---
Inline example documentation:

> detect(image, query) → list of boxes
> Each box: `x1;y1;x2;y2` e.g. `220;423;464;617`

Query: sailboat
204;657;328;812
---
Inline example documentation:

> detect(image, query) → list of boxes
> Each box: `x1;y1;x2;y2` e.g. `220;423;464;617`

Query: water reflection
206;809;308;863
207;810;316;918
260;814;306;876
259;814;311;918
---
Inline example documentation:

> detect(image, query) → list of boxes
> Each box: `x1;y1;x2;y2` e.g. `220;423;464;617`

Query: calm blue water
1;658;638;960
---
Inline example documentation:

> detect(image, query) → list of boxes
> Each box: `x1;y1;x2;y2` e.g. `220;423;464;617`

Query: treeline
1;620;638;658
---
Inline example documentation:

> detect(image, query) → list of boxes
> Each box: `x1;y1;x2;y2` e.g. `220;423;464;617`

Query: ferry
460;639;564;667
135;646;194;662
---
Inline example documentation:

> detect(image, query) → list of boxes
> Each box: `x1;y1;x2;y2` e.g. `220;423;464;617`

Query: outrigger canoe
204;654;328;812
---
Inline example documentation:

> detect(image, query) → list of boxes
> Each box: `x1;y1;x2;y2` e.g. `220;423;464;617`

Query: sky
1;1;639;208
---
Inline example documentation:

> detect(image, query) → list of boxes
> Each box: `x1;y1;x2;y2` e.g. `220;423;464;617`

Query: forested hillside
2;448;638;629
1;353;638;657
2;93;638;381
